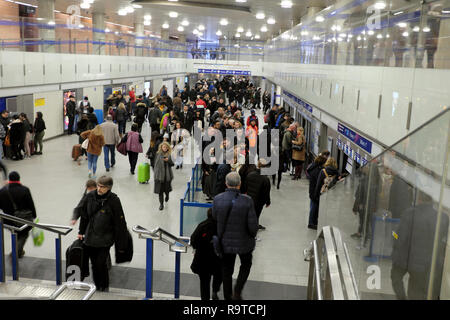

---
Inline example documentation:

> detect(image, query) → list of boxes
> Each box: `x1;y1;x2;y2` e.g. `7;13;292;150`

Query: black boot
159;203;164;210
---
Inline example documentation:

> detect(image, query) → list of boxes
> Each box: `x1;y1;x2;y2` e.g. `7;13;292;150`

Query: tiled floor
0;109;317;298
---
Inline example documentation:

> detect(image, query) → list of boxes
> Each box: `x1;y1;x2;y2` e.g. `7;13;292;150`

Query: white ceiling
18;0;335;42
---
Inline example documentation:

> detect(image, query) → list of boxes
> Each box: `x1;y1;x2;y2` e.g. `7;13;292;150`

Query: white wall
33;90;64;139
82;86;103;110
153;78;163;97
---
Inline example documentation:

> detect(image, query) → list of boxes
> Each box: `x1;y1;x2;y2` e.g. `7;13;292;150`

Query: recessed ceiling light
79;24;84;28
48;20;55;25
281;0;293;8
220;19;228;26
397;22;407;28
393;11;403;15
235;33;240;38
237;26;244;33
105;28;110;32
132;4;143;8
80;2;90;9
198;25;205;31
374;2;386;9
169;12;178;18
316;16;324;22
423;26;430;32
118;9;127;16
125;6;134;13
144;20;151;26
246;30;252;37
181;20;189;26
177;26;184;32
235;0;247;2
256;13;265;19
144;15;151;20
402;31;409;37
367;30;374;35
267;17;276;24
162;23;169;29
168;0;178;1
216;30;222;36
255;34;260;39
193;29;199;35
260;26;268;32
413;26;420;32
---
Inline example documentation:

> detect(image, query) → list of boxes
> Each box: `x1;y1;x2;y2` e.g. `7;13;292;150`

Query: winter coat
149;107;162;125
307;162;324;200
214;164;231;196
190;217;221;274
77;190;128;250
125;131;143;153
154;152;174;182
66;100;76;117
212;189;258;255
292;134;306;161
0;183;37;224
245;168;271;210
388;175;413;219
313;166;339;202
282;130;294;152
86;113;98;130
80;130;105;156
100;120;120;146
116;108;127;122
9;120;24;144
180;111;194;132
134;103;147;124
34;118;46;134
146;137;163;168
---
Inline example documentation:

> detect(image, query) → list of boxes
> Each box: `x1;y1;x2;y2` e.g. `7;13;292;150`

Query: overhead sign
337;123;373;154
197;69;251;76
282;90;313;114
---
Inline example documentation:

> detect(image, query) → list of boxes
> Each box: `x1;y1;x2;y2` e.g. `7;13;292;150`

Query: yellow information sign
35;98;45;107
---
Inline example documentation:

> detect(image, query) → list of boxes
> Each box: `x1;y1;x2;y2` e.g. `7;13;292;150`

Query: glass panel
317;109;450;299
182;205;211;237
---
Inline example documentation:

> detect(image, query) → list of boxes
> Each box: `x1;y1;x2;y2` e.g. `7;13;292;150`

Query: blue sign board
337;123;373;154
198;69;251;76
282;90;313;114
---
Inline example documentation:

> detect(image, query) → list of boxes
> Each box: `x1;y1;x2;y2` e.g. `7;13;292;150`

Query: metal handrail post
145;238;153;299
174;251;180;299
0;218;4;283
187;182;191;202
179;199;184;238
55;235;62;285
11;232;18;280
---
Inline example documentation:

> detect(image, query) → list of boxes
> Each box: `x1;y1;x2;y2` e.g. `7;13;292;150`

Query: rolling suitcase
137;162;150;184
72;144;82;161
29;140;35;155
65;239;89;281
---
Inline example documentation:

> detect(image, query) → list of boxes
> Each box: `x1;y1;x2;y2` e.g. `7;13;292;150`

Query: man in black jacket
306;155;327;230
0;171;36;258
66;95;77;135
77;176;128;291
212;172;258;300
180;105;194;134
243;159;271;230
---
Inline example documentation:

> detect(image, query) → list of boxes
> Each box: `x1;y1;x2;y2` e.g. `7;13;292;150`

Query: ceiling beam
132;0;251;13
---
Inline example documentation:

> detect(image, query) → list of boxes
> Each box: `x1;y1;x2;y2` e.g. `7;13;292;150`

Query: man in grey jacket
212;172;258;300
100;115;120;172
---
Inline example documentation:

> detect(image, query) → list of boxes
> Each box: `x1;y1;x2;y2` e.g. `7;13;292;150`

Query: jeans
34;131;45;153
128;151;138;173
198;270;223;300
222;251;253;300
84;246;111;291
118;120;126;135
87;152;99;175
103;145;116;169
308;199;320;226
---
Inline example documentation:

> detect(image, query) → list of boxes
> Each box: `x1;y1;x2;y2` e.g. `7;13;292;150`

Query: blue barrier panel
11;233;17;281
145;238;153;299
94;109;104;124
55;237;62;285
174;252;181;299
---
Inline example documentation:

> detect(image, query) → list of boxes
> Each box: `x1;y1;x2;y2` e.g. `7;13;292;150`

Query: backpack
275;114;284;128
320;169;336;194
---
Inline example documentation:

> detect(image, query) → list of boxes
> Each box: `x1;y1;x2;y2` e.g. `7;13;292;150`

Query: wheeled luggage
29;140;35;155
72;144;82;161
137;162;150;184
65;239;88;281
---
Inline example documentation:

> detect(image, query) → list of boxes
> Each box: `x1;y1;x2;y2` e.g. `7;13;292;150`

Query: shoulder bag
212;192;239;258
5;185;34;227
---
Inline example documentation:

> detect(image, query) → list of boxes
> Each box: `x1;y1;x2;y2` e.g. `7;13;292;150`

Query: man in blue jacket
212;172;258;300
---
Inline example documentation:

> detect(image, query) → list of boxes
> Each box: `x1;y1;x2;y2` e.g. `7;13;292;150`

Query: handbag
115;229;133;263
292;143;304;151
32;218;45;246
81;138;89;150
5;185;34;228
212;193;239;258
4;133;10;147
117;141;127;155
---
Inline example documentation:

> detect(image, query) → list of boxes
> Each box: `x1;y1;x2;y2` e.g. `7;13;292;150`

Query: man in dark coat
212;172;258;300
66;95;77;135
134;102;147;133
77;176;129;291
148;104;162;134
243;159;271;230
190;208;222;300
179;105;194;134
268;104;279;129
86;107;99;130
0;171;36;258
306;155;327;229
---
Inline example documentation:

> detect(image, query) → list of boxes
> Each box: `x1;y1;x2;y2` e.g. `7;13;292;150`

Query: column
434;19;450;69
92;12;105;55
275;85;282;106
160;28;170;58
38;0;56;53
135;22;144;56
178;34;186;58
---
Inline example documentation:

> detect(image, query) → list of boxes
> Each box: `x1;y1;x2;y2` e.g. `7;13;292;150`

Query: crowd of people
0;75;346;301
190;47;227;60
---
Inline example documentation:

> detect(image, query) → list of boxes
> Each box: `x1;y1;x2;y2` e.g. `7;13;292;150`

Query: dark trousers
128;151;138;173
199;269;223;300
84;246;111;291
68;116;75;134
12;143;22;160
150;123;159;134
222;252;253;300
272;170;282;188
158;190;170;205
118;120;126;135
17;229;29;254
391;265;427;300
308;199;320;226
